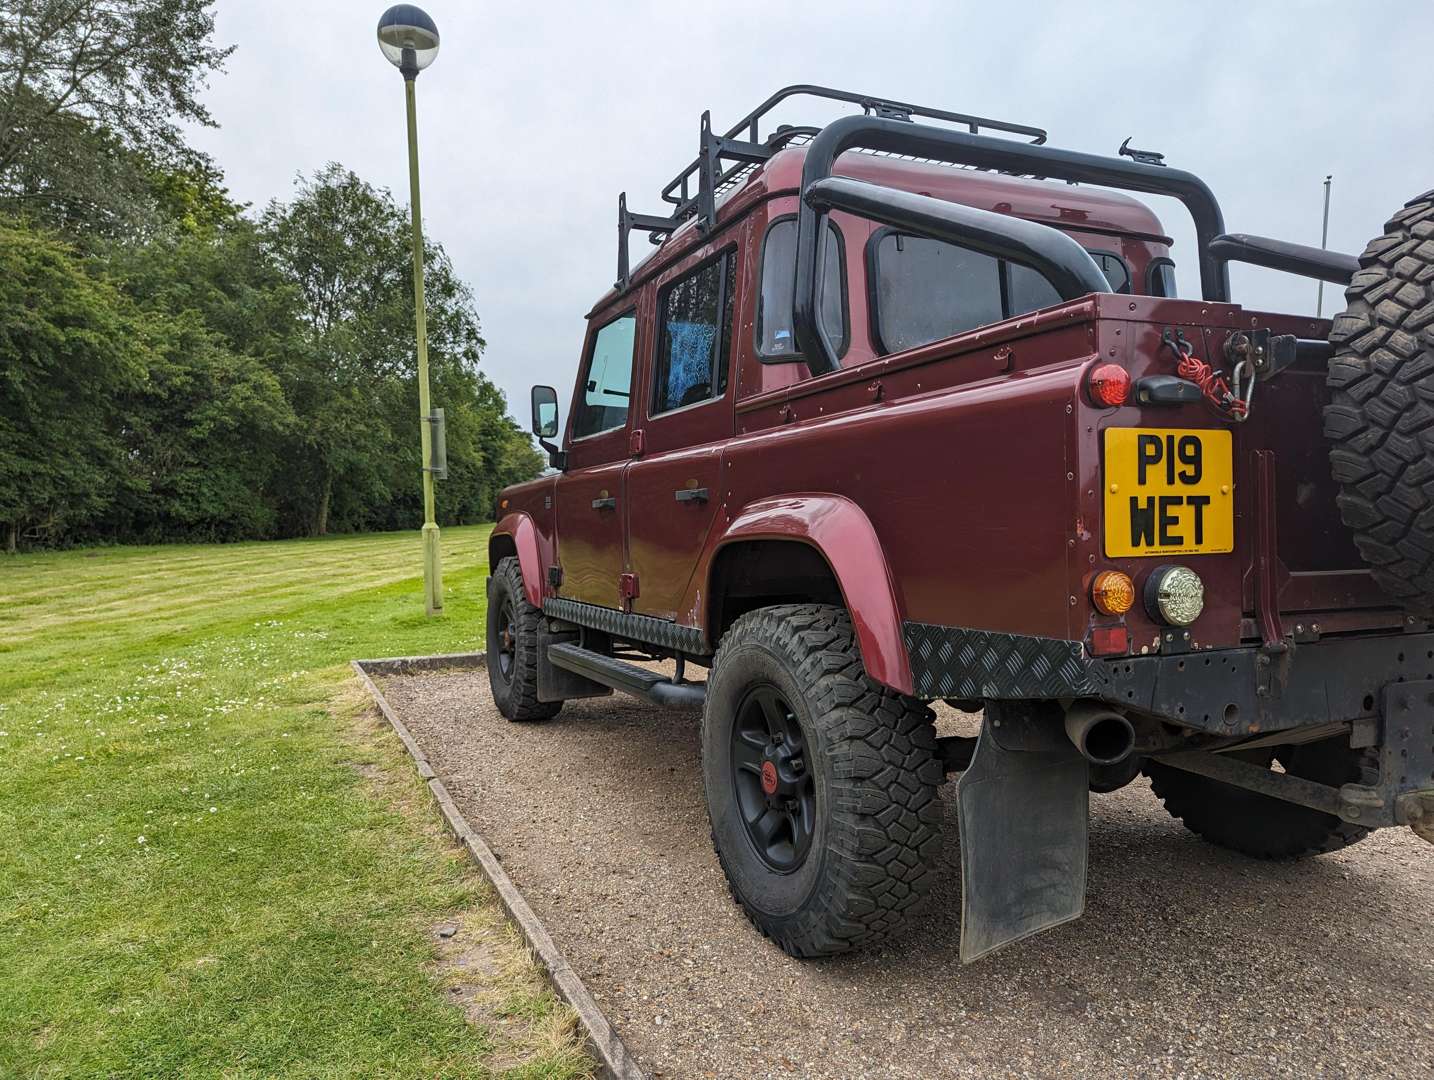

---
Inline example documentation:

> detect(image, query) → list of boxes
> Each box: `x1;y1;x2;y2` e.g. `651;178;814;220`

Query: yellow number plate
1103;428;1233;557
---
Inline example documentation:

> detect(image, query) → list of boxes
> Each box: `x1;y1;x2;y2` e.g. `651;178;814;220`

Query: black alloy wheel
495;595;517;681
701;604;943;957
729;684;816;872
485;556;561;721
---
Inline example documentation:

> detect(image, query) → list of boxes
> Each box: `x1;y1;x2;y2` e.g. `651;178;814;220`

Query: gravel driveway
378;667;1434;1080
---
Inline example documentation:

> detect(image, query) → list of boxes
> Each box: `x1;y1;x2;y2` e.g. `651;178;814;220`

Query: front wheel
701;604;944;957
486;557;561;722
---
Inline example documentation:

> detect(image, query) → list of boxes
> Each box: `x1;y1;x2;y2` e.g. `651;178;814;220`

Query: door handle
674;487;709;503
591;496;617;510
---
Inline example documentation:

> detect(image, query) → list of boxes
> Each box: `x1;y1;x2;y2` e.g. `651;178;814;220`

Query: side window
870;233;1127;354
1007;261;1064;318
1088;251;1132;294
871;233;1002;353
757;218;846;360
652;248;737;415
1147;257;1178;298
572;312;636;439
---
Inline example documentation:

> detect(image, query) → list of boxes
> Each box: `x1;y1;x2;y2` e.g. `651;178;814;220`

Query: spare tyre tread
1324;190;1434;617
1147;741;1378;860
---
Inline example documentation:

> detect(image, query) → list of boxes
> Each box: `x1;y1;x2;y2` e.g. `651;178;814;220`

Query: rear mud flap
956;705;1089;963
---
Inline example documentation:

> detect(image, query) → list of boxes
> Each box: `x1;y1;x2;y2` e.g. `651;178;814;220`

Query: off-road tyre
486;557;561;722
1144;737;1377;860
1324;190;1434;616
701;604;944;957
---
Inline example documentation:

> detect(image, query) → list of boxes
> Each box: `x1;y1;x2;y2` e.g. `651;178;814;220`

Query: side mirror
530;385;559;438
529;384;565;470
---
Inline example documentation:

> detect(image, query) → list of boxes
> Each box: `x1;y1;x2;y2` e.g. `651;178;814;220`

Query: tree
0;218;144;551
0;1;232;231
0;158;543;550
260;164;526;537
101;222;298;541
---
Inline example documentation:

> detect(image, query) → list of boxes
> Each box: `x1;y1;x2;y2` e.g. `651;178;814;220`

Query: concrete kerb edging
351;654;647;1080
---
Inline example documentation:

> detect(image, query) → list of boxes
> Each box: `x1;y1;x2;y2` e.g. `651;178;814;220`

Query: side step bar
546;642;706;708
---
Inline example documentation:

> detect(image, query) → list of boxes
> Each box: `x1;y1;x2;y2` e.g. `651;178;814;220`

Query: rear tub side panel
710;344;1087;671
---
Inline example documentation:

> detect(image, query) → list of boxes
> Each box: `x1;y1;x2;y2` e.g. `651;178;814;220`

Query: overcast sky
187;1;1434;422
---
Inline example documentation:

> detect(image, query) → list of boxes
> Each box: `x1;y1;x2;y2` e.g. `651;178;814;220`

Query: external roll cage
614;88;1361;378
792;115;1233;377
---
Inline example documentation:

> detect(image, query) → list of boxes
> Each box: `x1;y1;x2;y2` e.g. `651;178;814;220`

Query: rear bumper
1095;629;1434;737
1080;628;1434;834
903;619;1434;834
903;618;1434;737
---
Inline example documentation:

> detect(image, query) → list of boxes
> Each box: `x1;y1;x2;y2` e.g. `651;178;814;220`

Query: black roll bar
1208;233;1359;285
793;115;1231;377
806;177;1111;301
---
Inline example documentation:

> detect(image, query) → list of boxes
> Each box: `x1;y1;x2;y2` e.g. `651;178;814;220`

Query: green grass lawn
0;527;590;1079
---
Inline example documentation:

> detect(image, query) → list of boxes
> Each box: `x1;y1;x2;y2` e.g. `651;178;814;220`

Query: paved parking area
379;667;1434;1079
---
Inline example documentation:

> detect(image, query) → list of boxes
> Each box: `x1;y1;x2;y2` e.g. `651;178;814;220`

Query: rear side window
757;217;847;360
1089;251;1132;294
652;249;737;415
873;234;1003;353
572;312;636;439
1148;257;1178;297
1007;261;1064;320
870;232;1075;354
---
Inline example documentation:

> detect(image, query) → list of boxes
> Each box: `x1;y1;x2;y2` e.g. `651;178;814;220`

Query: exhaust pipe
1064;704;1136;765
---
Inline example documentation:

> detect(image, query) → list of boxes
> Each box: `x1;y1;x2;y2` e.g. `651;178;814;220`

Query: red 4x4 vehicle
487;86;1434;961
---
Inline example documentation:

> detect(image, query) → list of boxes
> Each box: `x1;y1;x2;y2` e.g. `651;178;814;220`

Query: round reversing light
1091;570;1135;615
1144;565;1205;626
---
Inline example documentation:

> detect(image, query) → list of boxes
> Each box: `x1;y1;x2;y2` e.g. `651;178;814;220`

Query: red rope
1177;351;1248;420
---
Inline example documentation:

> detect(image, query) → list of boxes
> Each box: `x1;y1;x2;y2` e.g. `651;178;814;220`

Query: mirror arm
539;438;565;470
528;385;563;469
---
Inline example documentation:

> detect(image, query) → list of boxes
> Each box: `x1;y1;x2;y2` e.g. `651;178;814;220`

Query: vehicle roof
591;143;1171;317
768;147;1170;241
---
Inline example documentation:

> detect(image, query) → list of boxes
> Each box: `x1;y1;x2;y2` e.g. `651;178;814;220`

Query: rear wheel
701;604;944;957
486;557;560;722
1324;190;1434;615
1144;737;1376;859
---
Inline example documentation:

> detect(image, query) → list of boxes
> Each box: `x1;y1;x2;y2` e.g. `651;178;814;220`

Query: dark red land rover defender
486;86;1434;961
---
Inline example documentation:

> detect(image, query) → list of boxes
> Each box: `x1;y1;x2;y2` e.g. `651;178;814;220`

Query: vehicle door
554;307;643;608
625;243;741;621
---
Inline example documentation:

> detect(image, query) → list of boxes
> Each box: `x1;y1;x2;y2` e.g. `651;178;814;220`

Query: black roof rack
615;85;1048;289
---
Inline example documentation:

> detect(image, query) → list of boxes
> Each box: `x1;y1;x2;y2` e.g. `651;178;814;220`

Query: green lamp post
378;4;443;615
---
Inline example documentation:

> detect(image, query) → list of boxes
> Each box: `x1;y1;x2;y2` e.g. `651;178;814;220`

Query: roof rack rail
615;85;1047;289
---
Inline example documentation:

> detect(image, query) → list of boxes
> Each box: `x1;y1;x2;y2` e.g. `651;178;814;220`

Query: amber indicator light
1091;570;1136;615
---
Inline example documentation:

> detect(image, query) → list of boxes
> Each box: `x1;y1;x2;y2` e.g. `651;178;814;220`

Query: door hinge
619;571;640;601
548;565;563;589
630;428;645;456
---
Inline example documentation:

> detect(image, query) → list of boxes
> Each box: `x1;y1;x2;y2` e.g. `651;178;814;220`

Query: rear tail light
1087;363;1131;407
1091;570;1135;615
